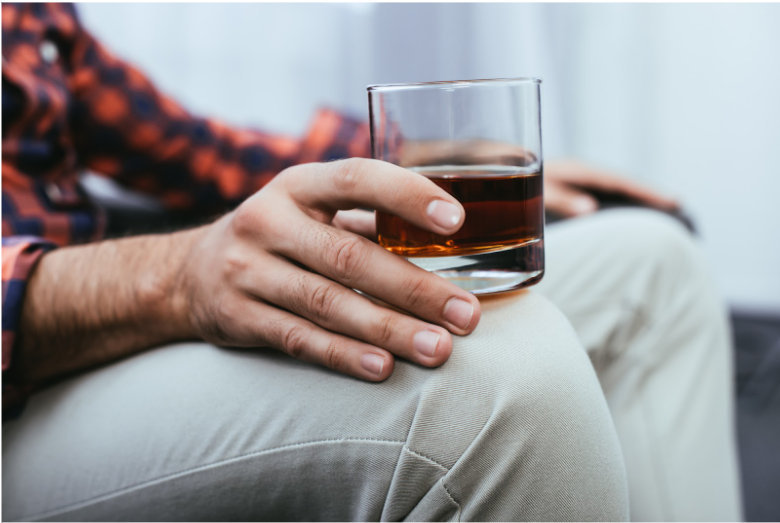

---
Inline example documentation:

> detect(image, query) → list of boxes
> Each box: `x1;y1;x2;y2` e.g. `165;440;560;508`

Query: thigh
539;209;742;521
3;341;417;521
3;291;626;522
537;208;700;357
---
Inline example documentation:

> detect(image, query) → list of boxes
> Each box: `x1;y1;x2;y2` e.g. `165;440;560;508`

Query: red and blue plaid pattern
2;3;371;410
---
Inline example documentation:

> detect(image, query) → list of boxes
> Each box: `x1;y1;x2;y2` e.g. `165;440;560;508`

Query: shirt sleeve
65;9;371;213
2;236;56;416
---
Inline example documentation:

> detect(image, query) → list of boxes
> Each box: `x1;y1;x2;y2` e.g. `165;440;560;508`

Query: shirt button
39;40;59;64
45;182;63;202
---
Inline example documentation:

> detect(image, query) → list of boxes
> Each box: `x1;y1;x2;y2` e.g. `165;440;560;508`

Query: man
2;3;742;521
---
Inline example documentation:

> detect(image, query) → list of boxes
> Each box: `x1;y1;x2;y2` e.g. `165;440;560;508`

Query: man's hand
177;159;482;381
545;160;680;217
18;159;481;386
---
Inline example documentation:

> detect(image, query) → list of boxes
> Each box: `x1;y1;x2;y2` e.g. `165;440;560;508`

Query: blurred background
77;3;779;519
78;2;780;313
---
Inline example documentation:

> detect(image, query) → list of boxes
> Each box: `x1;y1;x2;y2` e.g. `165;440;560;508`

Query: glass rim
367;77;542;93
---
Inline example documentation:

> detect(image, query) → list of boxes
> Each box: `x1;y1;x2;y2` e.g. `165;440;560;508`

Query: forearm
7;158;485;393
15;227;203;385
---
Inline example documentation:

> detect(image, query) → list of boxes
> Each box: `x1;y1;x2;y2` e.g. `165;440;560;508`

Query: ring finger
244;254;453;367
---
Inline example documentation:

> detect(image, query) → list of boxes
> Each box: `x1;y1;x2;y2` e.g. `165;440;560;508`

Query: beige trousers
537;209;743;522
2;209;741;522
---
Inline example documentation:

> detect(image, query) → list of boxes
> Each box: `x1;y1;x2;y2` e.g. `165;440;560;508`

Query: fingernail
413;330;440;358
361;353;385;376
571;196;598;215
443;298;474;330
427;200;461;229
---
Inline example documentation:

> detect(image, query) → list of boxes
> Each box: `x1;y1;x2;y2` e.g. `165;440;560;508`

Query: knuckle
276;163;306;185
332;158;366;194
329;235;368;282
374;313;398;347
222;246;249;280
285;272;308;313
280;325;310;360
307;282;341;324
231;206;260;237
401;275;431;310
400;174;424;196
322;339;347;371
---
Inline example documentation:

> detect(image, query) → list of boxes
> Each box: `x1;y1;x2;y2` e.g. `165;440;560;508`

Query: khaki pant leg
538;209;743;521
3;292;627;522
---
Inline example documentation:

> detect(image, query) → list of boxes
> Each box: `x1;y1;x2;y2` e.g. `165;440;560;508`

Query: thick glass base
406;238;544;295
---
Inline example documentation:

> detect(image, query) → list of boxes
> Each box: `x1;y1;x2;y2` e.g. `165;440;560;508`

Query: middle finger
271;216;481;335
245;257;453;367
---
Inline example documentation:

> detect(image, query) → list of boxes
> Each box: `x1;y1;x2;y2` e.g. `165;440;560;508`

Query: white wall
78;3;780;312
559;4;780;313
79;3;374;135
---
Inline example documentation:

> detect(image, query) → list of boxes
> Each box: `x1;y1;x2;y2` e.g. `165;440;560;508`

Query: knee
411;291;618;443
598;208;705;282
428;290;610;432
599;209;726;328
404;291;629;520
461;291;618;444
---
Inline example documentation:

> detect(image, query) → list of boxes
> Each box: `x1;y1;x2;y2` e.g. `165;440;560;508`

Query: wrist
14;226;210;386
146;226;205;342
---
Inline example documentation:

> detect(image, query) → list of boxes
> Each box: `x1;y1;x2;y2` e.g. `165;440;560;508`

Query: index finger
282;158;466;236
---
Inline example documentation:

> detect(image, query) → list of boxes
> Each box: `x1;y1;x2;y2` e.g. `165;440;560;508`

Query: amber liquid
377;166;544;257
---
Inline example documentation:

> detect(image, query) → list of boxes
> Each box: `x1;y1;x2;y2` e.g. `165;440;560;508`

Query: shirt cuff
3;236;56;417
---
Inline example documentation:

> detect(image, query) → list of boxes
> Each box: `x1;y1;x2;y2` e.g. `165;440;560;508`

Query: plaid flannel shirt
2;3;371;412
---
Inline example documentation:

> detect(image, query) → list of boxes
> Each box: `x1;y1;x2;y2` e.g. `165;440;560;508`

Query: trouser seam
579;282;687;521
594;296;674;520
402;446;450;473
21;438;447;522
440;478;463;522
401;414;493;522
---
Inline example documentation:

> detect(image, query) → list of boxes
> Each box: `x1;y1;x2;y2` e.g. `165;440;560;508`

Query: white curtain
79;3;375;135
461;3;780;311
78;3;780;312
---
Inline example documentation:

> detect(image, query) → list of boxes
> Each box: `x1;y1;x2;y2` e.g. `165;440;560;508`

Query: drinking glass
368;77;544;294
